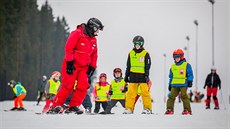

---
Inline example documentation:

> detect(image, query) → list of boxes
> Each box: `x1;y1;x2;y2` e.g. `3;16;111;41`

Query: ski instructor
48;17;104;114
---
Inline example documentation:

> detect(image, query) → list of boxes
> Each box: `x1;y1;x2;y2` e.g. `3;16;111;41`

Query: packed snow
1;101;229;129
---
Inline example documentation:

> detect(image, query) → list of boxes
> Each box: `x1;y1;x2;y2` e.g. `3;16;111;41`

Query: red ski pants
206;87;219;107
52;61;89;108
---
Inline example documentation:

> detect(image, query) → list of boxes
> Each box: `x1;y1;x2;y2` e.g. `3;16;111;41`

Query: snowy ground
0;101;229;129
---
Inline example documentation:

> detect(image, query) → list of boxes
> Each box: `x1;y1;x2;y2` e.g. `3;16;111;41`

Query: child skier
8;80;27;111
165;49;193;115
123;35;152;114
36;75;47;105
105;68;126;114
43;71;61;113
93;73;110;113
203;66;221;109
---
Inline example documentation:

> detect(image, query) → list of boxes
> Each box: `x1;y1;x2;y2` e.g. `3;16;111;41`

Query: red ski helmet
99;73;107;79
173;49;184;60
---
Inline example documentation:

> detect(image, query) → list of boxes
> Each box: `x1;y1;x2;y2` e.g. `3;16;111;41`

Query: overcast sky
37;0;229;103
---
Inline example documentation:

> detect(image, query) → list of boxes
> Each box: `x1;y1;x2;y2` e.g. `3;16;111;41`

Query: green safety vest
48;79;60;94
95;83;110;102
171;62;188;84
110;79;126;100
130;50;147;74
13;84;26;95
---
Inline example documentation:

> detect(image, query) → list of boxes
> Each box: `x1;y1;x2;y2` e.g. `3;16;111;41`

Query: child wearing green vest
8;80;27;111
93;73;110;113
123;35;152;114
105;68;126;114
165;49;193;115
42;71;61;113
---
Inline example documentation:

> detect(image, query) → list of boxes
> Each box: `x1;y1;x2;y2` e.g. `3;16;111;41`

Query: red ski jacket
64;24;98;68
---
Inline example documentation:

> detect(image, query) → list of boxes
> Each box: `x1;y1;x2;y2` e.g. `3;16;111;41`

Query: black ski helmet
133;35;144;46
87;17;104;32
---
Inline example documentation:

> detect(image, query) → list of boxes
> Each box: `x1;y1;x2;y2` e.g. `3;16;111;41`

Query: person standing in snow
165;49;193;115
105;68;126;114
48;18;104;114
123;35;152;114
203;66;221;110
36;75;47;106
8;80;27;111
42;71;61;113
93;73;110;113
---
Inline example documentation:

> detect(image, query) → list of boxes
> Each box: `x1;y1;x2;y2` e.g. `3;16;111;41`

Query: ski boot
85;107;92;114
65;106;83;114
10;107;18;111
205;106;210;109
165;109;174;115
142;109;152;114
182;110;192;115
123;109;133;114
17;107;26;111
47;106;64;114
214;107;219;110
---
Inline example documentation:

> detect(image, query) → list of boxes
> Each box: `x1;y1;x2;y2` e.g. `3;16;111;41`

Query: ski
3;109;29;112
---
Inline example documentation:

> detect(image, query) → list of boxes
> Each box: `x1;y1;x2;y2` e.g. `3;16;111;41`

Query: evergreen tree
0;0;70;101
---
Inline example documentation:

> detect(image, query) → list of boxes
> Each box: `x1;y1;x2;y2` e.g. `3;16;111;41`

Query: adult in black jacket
203;66;221;110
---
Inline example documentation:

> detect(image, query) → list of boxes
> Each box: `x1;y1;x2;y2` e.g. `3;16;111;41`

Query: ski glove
124;76;129;82
145;76;150;83
203;85;206;89
188;81;193;88
66;61;75;74
12;95;17;99
87;66;95;78
109;90;113;95
168;85;171;91
122;84;128;93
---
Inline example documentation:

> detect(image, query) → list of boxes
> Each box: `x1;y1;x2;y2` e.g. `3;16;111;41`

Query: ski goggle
133;42;144;46
173;54;181;59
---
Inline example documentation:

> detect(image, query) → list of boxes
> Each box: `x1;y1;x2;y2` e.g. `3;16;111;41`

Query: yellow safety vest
130;50;147;74
110;79;126;100
48;79;60;94
171;62;188;84
95;83;110;102
13;84;26;96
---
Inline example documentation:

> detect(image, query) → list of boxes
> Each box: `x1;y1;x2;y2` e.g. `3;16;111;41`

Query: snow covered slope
1;101;229;129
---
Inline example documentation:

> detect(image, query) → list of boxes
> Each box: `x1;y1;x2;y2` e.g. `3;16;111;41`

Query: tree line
0;0;70;100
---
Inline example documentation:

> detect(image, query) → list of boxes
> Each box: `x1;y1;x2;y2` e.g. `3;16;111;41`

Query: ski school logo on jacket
179;68;184;74
139;56;145;63
92;44;96;49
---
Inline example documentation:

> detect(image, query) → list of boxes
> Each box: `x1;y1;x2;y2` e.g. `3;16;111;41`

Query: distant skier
123;35;152;114
204;66;221;110
36;75;47;106
42;71;61;113
48;18;103;114
93;73;110;113
105;68;126;114
165;49;193;115
8;80;27;111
